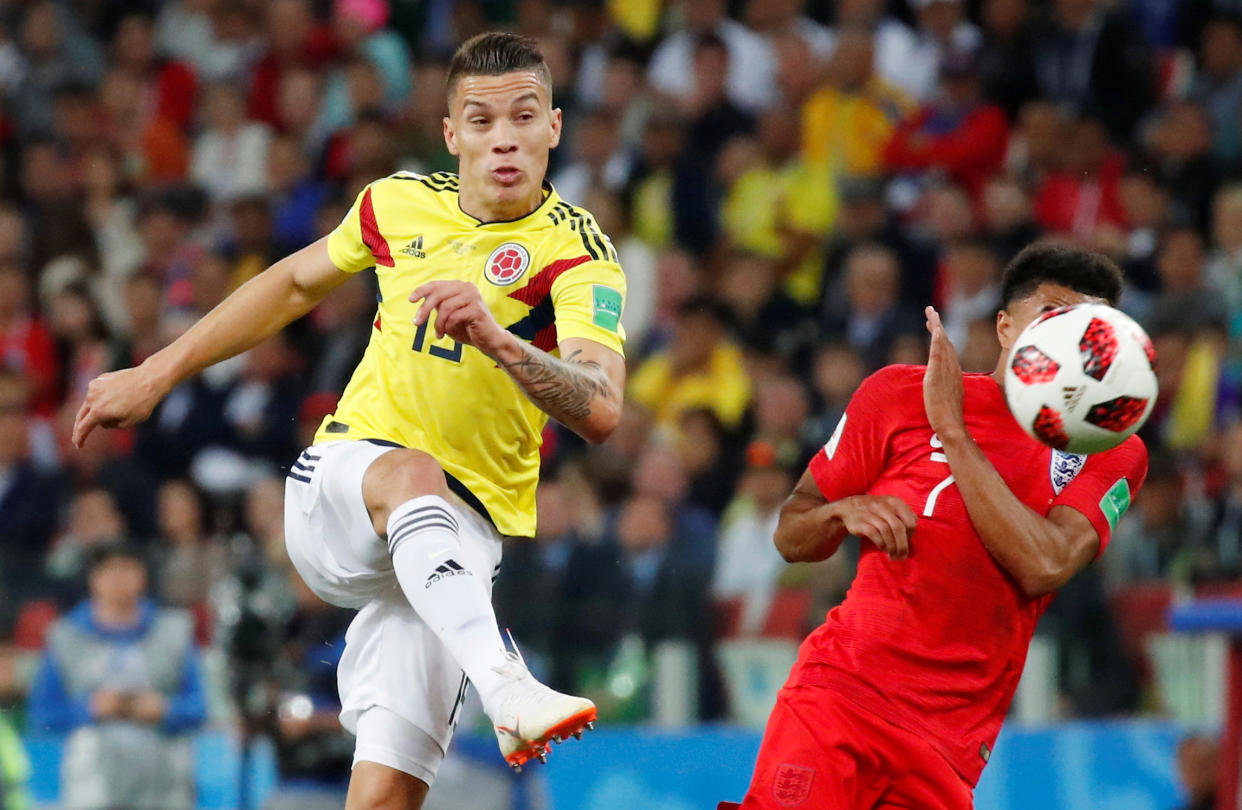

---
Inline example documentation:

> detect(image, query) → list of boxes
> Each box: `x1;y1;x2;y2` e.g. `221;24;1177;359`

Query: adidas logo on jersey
400;235;427;258
425;559;470;588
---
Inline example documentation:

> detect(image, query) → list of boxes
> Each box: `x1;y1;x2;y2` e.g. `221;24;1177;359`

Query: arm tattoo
501;347;615;421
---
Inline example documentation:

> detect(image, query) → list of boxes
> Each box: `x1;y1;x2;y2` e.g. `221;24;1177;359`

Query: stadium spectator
1032;113;1127;240
883;45;1009;201
191;82;272;202
1142;100;1220;232
938;240;1002;348
1033;0;1155;143
152;479;227;609
1147;226;1227;337
1190;16;1242;170
265;574;354;810
800;26;914;178
823;244;923;370
713;441;798;634
1106;448;1211;588
646;0;776;113
629;295;752;430
719;107;837;306
0;367;61;628
895;0;981;104
978;0;1041;119
27;542;206;810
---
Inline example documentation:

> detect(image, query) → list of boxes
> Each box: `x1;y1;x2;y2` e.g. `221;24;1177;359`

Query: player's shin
386;495;511;710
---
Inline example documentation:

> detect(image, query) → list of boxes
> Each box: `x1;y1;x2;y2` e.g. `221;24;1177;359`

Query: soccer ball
1004;303;1157;454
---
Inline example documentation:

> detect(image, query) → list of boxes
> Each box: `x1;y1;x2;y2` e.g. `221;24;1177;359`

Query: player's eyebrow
510;92;539;106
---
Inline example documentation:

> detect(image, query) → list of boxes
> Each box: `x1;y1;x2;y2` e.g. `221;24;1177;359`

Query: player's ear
443;116;459;157
549;107;563;149
996;308;1014;350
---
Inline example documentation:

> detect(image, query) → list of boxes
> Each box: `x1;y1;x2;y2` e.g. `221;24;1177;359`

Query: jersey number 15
412;321;463;363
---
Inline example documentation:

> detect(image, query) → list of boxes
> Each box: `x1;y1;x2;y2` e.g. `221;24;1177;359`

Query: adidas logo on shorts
425;559;471;588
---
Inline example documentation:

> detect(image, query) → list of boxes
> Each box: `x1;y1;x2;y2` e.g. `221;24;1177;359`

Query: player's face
444;71;562;221
997;282;1107;355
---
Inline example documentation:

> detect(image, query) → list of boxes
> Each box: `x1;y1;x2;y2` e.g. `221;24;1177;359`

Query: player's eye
516;112;534;122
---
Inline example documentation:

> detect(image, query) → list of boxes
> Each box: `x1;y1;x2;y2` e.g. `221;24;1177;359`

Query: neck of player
459;183;544;224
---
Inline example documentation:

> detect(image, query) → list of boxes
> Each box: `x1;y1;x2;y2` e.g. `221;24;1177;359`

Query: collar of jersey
457;179;559;228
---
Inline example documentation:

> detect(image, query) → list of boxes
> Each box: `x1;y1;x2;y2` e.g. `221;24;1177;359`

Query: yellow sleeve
326;183;378;273
550;258;627;355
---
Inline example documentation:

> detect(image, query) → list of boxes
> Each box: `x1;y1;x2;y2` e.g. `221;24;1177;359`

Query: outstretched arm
923;306;1102;597
411;280;623;443
74;238;352;446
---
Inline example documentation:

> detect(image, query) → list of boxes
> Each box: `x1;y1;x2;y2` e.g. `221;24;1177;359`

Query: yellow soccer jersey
316;171;626;537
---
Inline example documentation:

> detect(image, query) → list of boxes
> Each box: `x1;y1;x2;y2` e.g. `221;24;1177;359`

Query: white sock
386;495;513;716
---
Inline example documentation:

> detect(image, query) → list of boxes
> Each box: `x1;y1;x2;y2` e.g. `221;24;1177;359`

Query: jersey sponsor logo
1049;449;1086;495
400;235;426;258
772;763;814;806
824;414;846;460
591;285;622;331
1099;478;1132;530
485;242;531;286
425;558;471;588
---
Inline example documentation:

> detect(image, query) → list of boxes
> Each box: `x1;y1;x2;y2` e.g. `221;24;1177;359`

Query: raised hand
923;306;967;442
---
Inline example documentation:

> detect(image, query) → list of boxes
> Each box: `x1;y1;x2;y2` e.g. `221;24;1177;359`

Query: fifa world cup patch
1099;478;1131;530
591;285;622;331
1048;449;1086;495
772;763;814;807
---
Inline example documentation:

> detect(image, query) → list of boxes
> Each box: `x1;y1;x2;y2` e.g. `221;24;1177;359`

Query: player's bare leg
346;762;429;810
361;447;596;772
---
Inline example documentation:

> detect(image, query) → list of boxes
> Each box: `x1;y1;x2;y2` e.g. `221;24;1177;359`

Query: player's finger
888;496;919;530
862;513;898;556
432;293;475;338
410;281;449;304
74;406;99;448
880;511;910;559
414;287;452;326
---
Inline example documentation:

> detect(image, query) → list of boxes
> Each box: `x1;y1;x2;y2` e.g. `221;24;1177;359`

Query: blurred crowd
0;0;1241;801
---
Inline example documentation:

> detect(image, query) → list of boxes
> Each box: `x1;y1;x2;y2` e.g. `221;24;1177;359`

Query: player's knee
363;448;450;532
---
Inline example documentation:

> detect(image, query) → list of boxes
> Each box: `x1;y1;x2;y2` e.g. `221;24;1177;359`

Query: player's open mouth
492;167;522;185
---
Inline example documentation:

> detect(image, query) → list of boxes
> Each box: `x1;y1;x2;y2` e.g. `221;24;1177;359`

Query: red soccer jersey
796;365;1148;786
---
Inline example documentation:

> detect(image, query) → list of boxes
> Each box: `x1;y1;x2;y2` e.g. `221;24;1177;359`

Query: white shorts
283;440;504;784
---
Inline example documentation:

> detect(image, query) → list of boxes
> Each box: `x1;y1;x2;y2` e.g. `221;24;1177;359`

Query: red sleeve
806;367;905;502
1052;436;1148;555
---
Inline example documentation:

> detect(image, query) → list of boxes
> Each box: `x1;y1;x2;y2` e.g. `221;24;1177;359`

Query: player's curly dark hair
1000;242;1123;309
446;32;552;100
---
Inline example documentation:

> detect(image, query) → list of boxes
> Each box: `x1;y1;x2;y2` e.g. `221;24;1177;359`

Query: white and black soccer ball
1004;303;1158;454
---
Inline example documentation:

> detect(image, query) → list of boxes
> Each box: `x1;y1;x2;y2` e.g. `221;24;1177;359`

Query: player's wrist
480;329;524;364
935;426;972;448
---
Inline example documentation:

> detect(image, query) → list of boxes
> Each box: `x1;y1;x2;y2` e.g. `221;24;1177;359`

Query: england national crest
773;764;814;807
485;242;530;286
1049;449;1086;495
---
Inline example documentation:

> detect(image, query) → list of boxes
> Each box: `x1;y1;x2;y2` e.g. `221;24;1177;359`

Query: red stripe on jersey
507;254;591;306
359;188;395;267
532;324;558;352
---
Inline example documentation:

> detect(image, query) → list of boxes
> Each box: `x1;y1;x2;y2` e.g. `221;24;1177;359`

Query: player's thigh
874;748;974;810
741;686;884;810
285;441;402;608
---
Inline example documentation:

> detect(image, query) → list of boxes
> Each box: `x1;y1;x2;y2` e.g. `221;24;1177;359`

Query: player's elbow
577;408;620;444
1013;559;1074;598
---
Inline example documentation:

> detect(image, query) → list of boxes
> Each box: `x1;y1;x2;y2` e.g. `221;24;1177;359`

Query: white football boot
488;632;597;772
